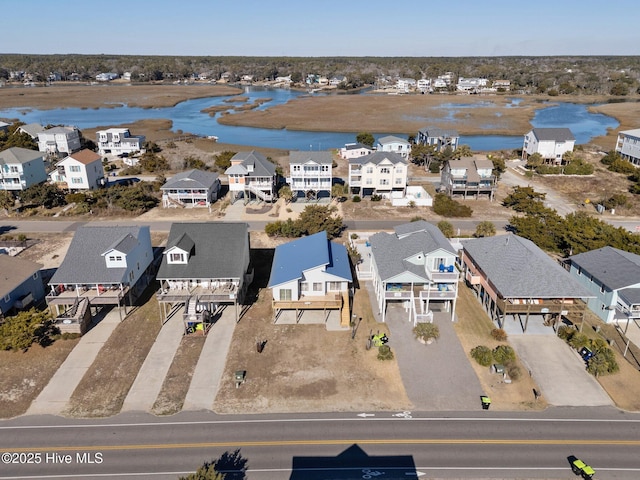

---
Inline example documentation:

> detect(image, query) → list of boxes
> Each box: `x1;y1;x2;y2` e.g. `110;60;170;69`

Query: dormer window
170;253;184;263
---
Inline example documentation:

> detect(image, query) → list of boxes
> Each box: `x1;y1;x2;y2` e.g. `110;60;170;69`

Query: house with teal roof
268;232;352;328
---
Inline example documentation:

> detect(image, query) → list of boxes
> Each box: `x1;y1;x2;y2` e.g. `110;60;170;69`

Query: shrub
492;345;516;364
608;158;637;174
507;364;522;380
352;195;361;203
0;308;58;351
413;322;440;342
437;220;454;238
370;194;383;202
350;233;359;240
433;193;473;217
557;325;575;341
471;345;493;366
568;332;589;350
377;345;394;361
586;346;619;377
490;328;508;342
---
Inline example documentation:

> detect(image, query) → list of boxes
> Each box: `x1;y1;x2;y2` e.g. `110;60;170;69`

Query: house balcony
46;283;127;306
428;270;459;282
420;287;456;301
496;297;586;315
617;303;640;319
384;284;456;301
246;181;273;189
350;177;362;187
272;293;342;311
156;279;240;303
465;269;481;285
292;170;332;178
290;181;332;189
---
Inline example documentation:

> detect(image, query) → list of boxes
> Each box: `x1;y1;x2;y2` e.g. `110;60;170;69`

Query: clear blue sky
4;0;639;57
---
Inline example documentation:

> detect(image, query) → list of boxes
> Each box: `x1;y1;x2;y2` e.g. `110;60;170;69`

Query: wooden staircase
341;291;351;327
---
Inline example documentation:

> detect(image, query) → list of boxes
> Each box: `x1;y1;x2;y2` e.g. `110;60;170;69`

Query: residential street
1;409;639;479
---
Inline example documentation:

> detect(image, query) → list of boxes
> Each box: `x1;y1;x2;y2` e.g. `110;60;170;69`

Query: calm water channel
0;87;619;151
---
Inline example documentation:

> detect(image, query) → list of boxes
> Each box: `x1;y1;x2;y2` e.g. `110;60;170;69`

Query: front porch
376;281;458;324
47;283;128;308
272;292;351;330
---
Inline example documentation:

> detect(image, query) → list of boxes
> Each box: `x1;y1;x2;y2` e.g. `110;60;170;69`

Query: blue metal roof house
268;232;352;329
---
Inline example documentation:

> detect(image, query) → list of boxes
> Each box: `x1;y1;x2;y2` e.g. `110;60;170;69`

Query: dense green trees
504;186;640;255
356;132;374;147
213;151;237;171
265;205;344;238
2;54;639;96
20;183;67;209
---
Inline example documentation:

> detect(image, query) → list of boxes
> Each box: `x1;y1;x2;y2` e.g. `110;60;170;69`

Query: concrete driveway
365;284;483;411
510;335;612;407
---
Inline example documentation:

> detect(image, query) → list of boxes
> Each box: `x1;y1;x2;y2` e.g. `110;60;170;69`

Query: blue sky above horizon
4;0;639;57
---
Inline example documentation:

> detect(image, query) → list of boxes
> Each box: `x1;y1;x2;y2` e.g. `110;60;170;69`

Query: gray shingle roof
377;135;410;145
157;223;249;280
418;127;459;137
344;143;373;151
17;123;45;138
0;147;44;164
161;169;219;190
0;256;42;297
49;226;150;285
568;246;640;290
463;234;592;299
349;151;407;166
618;287;640;306
289;151;333;165
227;150;276;177
531;128;575;142
370;221;456;282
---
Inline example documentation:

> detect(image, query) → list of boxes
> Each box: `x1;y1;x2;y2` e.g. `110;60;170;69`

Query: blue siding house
0;255;45;317
567;246;640;328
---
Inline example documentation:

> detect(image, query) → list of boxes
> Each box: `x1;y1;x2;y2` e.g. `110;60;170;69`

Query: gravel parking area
510;335;612;407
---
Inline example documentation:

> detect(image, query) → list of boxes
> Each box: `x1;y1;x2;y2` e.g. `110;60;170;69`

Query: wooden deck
272;294;342;311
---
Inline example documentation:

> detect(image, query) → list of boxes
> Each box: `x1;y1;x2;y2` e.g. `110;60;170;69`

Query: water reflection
0;88;618;151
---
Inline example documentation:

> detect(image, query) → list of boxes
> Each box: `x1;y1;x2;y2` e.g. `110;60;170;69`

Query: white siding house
268;231;352;328
37;126;81;157
615;128;640;166
339;143;374;159
369;221;459;324
288;151;333;200
0;147;47;191
51;149;105;191
376;135;411;159
96;128;146;156
417;127;460;152
522;128;575;164
349;151;408;198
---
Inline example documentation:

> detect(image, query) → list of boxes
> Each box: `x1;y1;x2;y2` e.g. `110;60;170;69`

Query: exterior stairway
247;184;273;202
341;291;351;327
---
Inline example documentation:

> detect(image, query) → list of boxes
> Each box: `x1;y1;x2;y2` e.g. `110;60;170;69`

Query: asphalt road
0;218;530;236
1;409;640;479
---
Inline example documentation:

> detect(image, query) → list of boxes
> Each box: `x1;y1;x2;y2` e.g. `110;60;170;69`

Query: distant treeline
1;54;639;95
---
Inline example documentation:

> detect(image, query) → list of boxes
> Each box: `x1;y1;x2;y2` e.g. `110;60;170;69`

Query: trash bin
481;395;491;410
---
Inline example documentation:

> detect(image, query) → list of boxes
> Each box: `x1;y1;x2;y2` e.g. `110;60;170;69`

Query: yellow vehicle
572;458;595;479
